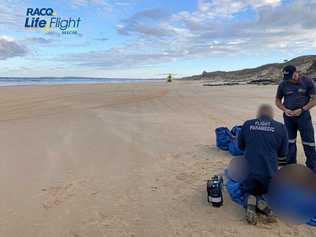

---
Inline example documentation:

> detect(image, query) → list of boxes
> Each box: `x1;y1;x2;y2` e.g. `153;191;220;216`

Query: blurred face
257;105;274;119
292;71;299;82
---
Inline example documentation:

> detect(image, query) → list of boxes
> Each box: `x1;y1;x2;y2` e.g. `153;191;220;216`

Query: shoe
259;213;278;224
257;199;277;223
246;195;258;225
257;199;272;216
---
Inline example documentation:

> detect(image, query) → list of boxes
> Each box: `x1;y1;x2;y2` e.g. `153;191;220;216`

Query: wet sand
0;81;314;237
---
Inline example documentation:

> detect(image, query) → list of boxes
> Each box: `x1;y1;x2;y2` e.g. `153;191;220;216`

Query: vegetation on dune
182;55;316;83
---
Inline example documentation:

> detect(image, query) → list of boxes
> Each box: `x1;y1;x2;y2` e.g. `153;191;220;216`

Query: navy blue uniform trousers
284;111;316;171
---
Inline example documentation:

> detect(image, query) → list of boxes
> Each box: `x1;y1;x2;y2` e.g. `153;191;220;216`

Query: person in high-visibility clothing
275;65;316;172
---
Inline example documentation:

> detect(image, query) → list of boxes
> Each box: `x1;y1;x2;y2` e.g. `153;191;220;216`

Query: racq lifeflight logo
24;8;81;35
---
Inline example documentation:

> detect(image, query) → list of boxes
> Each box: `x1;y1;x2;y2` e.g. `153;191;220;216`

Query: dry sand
0;81;315;237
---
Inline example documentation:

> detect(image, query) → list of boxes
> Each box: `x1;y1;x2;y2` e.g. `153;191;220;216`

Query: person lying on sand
237;104;288;225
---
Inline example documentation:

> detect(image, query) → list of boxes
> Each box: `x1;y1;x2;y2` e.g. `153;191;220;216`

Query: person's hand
285;109;295;117
292;108;303;117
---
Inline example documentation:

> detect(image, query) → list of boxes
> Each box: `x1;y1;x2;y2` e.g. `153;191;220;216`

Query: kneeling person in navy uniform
238;104;288;224
275;65;316;172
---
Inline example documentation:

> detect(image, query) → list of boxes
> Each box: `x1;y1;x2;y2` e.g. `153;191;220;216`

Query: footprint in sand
42;179;88;208
42;183;76;209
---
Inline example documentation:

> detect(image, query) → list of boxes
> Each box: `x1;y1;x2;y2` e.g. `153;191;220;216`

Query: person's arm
275;97;287;112
238;123;246;151
293;80;316;116
302;95;316;111
303;80;316;111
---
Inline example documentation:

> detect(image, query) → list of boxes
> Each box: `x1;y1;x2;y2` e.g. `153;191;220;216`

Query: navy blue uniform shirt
276;76;315;110
238;116;288;179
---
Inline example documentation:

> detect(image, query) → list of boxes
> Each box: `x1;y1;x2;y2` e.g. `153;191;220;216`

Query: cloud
70;0;131;12
130;8;169;19
63;48;172;68
256;0;316;29
0;0;25;26
0;7;16;25
118;1;316;48
0;36;28;60
61;36;241;70
197;0;281;17
23;37;53;45
117;8;172;36
64;0;316;70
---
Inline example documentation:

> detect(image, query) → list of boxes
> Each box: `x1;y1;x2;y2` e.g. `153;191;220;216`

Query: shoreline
0;79;276;89
0;79;164;87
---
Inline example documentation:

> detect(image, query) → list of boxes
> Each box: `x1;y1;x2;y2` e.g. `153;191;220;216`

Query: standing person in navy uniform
275;65;316;172
238;104;288;225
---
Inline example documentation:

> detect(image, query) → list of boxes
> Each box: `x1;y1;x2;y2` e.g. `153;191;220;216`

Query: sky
1;0;316;78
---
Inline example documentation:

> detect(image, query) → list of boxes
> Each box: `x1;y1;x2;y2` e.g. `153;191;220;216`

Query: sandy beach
0;81;315;237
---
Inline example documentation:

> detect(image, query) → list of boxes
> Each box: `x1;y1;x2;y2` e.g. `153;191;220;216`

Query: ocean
0;78;164;86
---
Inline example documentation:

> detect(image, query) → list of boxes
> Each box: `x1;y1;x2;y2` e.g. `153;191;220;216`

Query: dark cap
282;65;297;81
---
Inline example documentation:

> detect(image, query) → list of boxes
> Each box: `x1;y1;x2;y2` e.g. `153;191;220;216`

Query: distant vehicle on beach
167;74;173;83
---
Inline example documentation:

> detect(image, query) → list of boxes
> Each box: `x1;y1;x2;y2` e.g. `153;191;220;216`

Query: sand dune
0;82;314;237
